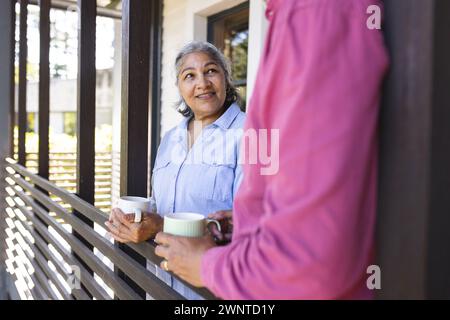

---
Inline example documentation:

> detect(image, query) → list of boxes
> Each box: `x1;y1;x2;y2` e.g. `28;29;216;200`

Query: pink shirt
201;0;389;299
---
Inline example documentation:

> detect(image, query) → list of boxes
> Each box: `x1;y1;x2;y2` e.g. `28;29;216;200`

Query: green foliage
231;31;249;81
63;112;77;136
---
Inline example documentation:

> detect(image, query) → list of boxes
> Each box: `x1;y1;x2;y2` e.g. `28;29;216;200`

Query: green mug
163;212;221;237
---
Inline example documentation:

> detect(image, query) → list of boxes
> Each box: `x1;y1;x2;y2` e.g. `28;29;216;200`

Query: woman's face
178;52;227;121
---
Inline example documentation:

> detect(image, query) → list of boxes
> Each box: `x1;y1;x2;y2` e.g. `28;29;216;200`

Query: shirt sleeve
200;0;389;300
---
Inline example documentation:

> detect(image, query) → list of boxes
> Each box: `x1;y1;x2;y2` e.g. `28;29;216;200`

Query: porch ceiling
65;0;122;10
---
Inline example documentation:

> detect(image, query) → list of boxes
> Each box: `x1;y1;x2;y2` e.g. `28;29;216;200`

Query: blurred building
21;69;114;135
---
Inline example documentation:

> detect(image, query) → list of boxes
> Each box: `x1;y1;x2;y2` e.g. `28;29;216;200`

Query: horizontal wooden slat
20;169;113;175
26;152;112;156
9;187;142;300
11;200;110;300
6;247;34;299
14;241;56;300
12;211;89;300
12;176;183;299
26;163;113;168
6;158;216;299
17;228;72;300
49;176;111;182
31;274;49;300
55;182;111;188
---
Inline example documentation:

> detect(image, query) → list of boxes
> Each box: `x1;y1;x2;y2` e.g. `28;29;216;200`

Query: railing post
9;0;16;158
74;0;96;299
32;0;52;300
38;0;50;181
17;0;28;166
149;0;163;173
377;0;450;299
1;0;17;300
119;0;152;299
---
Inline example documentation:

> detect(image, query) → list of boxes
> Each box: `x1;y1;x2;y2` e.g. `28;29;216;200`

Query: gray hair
174;41;241;117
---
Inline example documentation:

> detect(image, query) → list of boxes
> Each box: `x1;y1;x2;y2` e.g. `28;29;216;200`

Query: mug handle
206;219;221;233
133;208;142;223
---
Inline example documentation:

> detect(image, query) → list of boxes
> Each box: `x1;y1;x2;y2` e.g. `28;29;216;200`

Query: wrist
154;214;163;234
147;213;163;238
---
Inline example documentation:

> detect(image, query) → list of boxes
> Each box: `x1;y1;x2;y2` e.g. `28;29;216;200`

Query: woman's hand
105;208;163;243
154;232;216;287
207;210;233;244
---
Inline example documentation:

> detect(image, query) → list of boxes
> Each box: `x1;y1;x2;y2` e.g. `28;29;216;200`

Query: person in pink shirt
155;0;389;299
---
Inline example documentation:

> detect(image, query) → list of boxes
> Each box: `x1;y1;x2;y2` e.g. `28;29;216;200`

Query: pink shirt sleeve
201;0;389;299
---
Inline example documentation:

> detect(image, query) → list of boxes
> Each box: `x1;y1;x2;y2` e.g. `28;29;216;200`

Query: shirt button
266;10;274;19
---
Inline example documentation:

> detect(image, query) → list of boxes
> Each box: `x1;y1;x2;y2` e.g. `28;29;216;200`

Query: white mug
117;196;150;223
163;212;221;238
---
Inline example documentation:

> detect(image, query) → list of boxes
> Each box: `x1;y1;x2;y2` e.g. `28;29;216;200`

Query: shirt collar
210;103;241;130
177;102;241;131
178;115;190;130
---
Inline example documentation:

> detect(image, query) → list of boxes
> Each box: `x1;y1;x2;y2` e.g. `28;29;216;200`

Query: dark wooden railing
4;157;216;300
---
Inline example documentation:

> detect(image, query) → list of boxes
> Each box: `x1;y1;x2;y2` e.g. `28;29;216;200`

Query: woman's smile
196;92;216;100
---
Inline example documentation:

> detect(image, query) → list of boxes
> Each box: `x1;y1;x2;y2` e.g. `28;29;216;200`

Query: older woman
105;41;245;299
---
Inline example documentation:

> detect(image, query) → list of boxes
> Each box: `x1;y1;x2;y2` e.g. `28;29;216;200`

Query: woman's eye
184;73;193;80
207;69;217;74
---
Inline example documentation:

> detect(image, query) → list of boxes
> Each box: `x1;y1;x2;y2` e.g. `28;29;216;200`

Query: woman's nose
195;74;211;89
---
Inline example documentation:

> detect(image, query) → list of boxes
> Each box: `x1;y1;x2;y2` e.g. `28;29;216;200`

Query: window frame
207;1;250;108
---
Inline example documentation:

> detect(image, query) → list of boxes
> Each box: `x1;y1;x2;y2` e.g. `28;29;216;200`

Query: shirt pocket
185;162;215;200
201;159;235;203
151;158;171;202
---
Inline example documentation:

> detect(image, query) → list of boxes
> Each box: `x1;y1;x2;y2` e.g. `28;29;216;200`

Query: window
208;2;249;110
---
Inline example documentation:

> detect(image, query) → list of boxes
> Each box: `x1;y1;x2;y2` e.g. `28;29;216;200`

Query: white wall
247;0;268;106
111;19;122;207
160;0;189;136
160;0;268;137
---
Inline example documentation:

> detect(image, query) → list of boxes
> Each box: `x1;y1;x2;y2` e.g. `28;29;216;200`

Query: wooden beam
427;0;450;299
38;0;50;180
119;0;152;299
74;0;96;298
9;0;16;157
17;0;27;166
33;0;52;288
76;0;96;207
0;0;17;300
377;0;450;299
149;0;163;173
120;0;151;198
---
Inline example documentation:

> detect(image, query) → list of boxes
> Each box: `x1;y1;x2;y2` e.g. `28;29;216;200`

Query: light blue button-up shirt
147;103;246;300
150;103;246;217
